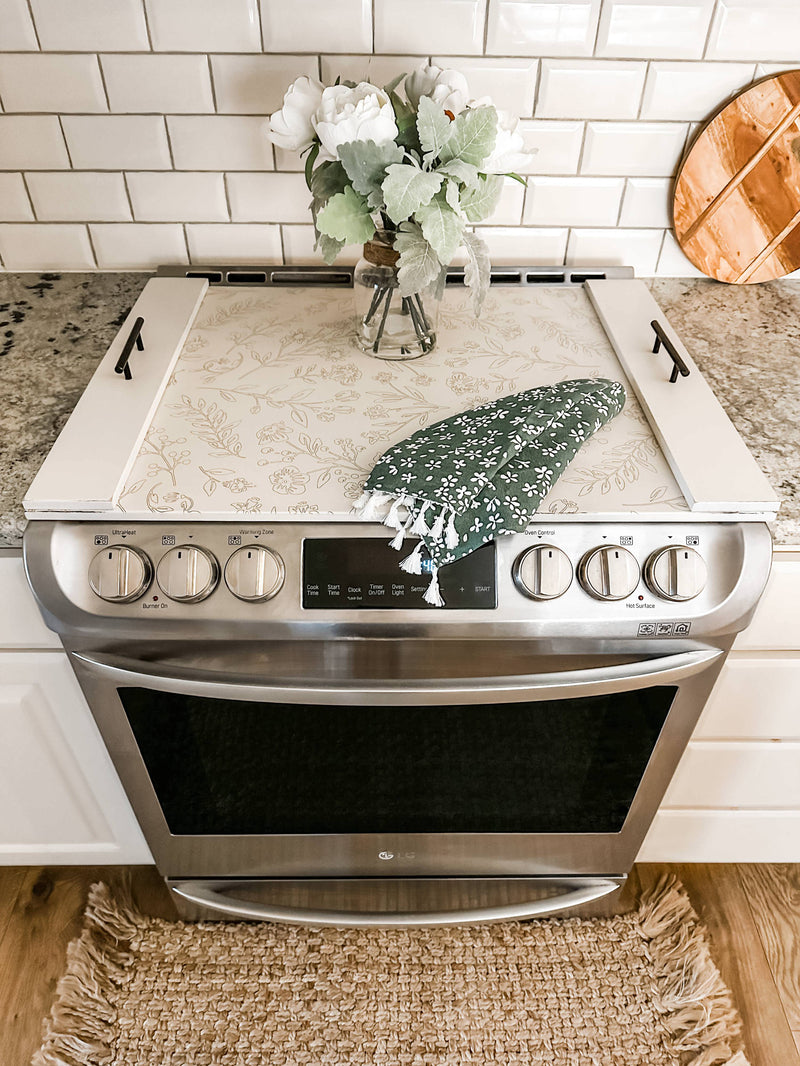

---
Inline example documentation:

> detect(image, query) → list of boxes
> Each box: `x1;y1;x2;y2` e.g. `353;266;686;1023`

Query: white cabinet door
0;652;151;864
0;553;61;648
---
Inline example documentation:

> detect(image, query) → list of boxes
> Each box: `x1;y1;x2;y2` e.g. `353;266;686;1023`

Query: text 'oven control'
578;545;640;601
89;544;152;603
512;544;572;600
224;545;284;602
645;545;707;602
156;545;219;603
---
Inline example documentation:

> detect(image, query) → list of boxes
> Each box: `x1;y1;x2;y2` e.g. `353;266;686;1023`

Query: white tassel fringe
423;567;445;607
429;505;446;541
445;509;459;549
399;542;424;574
410;501;431;536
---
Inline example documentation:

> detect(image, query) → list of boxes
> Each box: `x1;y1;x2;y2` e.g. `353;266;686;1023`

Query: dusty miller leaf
436;159;479;186
460;174;505;222
417;95;453;163
416;191;464;264
382;163;443;223
439;105;498;168
310;161;349;203
394;221;443;297
444;178;461;215
462;229;491;317
338;139;404;205
314;229;345;264
316;186;375;244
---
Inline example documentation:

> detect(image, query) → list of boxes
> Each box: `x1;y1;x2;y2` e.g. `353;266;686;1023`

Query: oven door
69;639;723;909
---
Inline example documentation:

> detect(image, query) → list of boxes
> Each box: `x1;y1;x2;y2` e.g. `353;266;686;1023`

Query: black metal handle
114;316;145;380
650;320;689;383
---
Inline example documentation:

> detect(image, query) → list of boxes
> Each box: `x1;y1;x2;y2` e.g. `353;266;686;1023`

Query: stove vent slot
270;270;353;286
226;271;268;284
186;270;224;283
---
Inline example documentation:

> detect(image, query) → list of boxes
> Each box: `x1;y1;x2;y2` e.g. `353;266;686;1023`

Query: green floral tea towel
354;378;626;606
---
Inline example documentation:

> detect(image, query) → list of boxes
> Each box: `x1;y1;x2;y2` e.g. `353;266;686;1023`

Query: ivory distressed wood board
673;69;800;284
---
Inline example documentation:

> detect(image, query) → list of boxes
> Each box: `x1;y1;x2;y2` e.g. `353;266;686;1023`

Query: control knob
645;545;707;602
224;545;284;602
89;544;152;603
578;545;640;601
513;544;572;600
156;545;219;603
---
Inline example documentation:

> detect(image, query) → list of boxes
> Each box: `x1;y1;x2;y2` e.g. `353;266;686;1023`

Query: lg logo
378;851;394;861
378;850;416;861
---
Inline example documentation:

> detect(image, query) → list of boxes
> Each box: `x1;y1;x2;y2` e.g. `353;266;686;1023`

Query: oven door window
119;687;676;836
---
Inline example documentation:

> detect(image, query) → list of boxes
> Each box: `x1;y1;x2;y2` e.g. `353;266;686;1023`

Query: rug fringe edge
31;881;144;1066
637;876;753;1066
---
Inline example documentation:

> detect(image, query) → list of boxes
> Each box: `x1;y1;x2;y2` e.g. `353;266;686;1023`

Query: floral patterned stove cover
116;284;689;521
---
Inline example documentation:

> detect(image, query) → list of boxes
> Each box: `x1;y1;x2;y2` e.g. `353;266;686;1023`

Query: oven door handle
72;647;722;703
170;877;621;927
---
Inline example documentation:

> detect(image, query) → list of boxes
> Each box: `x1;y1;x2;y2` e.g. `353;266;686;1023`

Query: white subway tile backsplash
640;62;755;121
0;55;107;113
144;0;261;52
90;223;188;269
63;116;172;170
706;0;800;62
0;117;69;170
581;121;688;176
102;55;215;114
567;227;663;273
473;178;526;225
261;0;371;54
477;226;569;263
432;57;538;116
26;172;131;221
29;0;150;51
523;177;624;225
0;174;34;221
211;55;318;115
0;224;95;269
375;0;485;56
168;117;274;171
536;60;646;119
619;177;672;226
281;224;361;265
596;0;715;60
227;173;312;223
127;172;228;221
319;57;425;93
186;223;282;263
517;120;584;174
0;0;38;49
487;0;601;58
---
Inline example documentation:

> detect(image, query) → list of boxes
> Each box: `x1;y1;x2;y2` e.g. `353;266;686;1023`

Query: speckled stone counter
1;272;797;548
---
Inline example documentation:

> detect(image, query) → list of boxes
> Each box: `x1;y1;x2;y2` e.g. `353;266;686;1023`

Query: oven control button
89;544;152;603
578;545;640;601
224;545;284;602
156;545;219;603
512;544;572;600
645;546;707;601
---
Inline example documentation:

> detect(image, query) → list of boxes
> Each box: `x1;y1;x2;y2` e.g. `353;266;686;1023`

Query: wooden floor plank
0;868;26;944
637;863;800;1066
738;864;800;1030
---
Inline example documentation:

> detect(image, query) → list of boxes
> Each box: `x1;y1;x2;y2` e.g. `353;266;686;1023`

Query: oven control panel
24;518;771;639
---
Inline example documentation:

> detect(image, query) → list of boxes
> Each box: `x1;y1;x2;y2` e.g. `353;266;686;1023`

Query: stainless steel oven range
23;266;779;926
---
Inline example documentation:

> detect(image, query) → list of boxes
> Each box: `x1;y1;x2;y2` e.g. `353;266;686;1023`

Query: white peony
405;63;470;116
266;75;325;152
481;109;536;174
313;82;399;161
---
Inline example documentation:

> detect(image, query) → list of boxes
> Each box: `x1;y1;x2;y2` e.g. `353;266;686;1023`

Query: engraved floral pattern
117;286;687;519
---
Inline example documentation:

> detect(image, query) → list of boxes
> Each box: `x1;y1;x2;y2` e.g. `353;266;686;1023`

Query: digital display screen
302;538;496;609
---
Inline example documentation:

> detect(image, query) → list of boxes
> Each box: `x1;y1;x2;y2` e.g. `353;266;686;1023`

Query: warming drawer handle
170;878;620;928
114;316;145;380
72;647;723;705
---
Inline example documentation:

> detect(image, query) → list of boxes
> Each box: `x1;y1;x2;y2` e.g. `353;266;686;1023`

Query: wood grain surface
673;69;800;283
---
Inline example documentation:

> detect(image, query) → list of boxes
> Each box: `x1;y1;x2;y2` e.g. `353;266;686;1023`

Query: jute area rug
34;879;750;1066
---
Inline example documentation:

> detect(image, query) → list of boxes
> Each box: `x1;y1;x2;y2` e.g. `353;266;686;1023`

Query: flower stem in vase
363;284;385;325
372;286;393;353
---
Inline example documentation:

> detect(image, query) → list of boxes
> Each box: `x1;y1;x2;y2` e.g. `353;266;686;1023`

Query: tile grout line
19;171;38;221
23;0;42;49
482;0;490;55
207;54;219;113
96;53;111;112
84;221;100;268
701;0;719;61
140;0;155;51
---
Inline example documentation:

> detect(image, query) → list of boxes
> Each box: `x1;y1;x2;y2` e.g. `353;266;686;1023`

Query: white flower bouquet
266;63;534;350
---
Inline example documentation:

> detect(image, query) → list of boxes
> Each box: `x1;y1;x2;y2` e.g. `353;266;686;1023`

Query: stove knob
578;545;640;601
89;544;152;603
645;545;707;602
156;545;219;603
513;544;572;600
224;545;284;602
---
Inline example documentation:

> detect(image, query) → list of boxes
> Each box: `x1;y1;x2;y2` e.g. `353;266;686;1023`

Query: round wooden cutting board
673;69;800;284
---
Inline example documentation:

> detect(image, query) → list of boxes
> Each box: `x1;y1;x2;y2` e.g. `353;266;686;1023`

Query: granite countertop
1;272;797;548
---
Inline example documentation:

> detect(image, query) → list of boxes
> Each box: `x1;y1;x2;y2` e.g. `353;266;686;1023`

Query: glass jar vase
353;230;439;359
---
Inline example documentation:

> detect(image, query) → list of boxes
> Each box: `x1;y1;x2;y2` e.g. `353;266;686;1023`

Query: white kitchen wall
0;0;796;274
